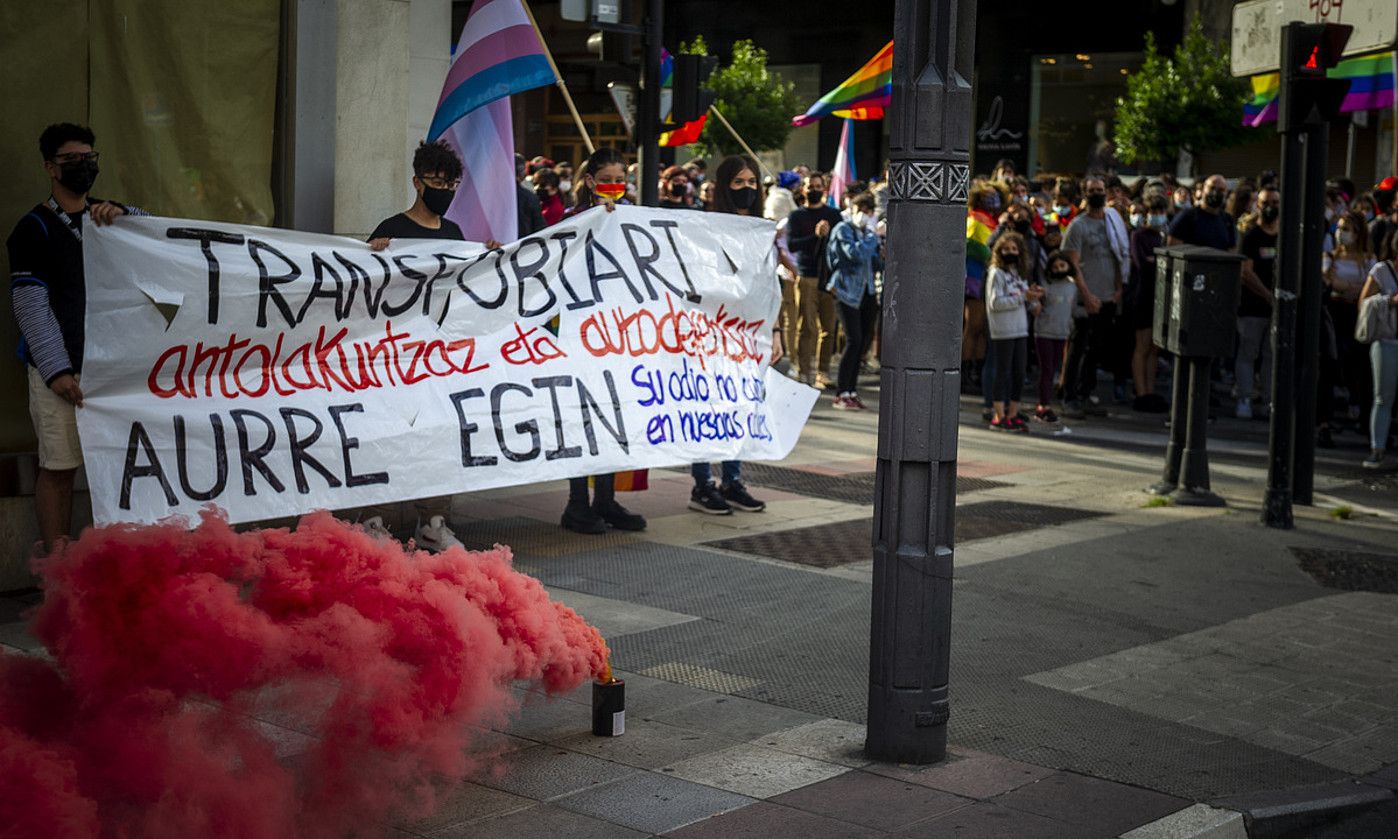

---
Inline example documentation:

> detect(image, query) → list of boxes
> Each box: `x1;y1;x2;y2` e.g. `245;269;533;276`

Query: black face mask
1049;269;1073;280
730;187;759;211
669;182;688;198
805;189;824;205
1205;189;1226;209
1086;193;1106;210
421;185;455;216
58;159;99;195
1260;205;1280;223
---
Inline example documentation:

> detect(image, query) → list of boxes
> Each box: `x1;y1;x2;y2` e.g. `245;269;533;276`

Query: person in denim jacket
826;192;884;410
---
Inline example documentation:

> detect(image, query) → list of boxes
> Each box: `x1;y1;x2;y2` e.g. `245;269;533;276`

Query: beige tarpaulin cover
0;0;278;453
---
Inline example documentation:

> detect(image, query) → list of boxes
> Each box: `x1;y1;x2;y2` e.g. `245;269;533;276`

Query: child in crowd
1034;251;1078;423
985;233;1044;432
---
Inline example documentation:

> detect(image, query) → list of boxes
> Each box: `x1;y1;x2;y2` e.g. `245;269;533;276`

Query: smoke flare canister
591;678;625;736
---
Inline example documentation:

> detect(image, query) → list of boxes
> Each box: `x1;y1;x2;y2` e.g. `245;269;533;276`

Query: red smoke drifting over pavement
0;512;608;839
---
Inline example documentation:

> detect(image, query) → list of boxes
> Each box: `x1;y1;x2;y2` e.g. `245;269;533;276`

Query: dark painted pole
867;0;977;765
1292;121;1329;505
636;0;662;208
1263;129;1305;529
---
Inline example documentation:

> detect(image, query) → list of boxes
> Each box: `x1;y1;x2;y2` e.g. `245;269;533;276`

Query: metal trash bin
1157;245;1246;358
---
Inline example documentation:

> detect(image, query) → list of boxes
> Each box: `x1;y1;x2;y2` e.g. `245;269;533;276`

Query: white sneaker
361;515;393;541
1236;399;1252;420
416;515;464;553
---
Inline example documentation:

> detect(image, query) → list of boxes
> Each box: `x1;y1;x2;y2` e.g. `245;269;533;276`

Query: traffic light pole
1263;127;1304;529
1292;120;1329;506
867;0;976;765
635;0;662;207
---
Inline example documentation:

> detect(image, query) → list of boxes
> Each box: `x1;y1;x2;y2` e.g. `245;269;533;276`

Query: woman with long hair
688;155;779;515
1358;230;1398;469
1325;211;1377;435
559;146;648;535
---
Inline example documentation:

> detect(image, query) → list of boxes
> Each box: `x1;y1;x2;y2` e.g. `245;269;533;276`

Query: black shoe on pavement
1316;426;1336;449
594;498;647;531
561;500;608;534
689;482;733;515
721;480;766;512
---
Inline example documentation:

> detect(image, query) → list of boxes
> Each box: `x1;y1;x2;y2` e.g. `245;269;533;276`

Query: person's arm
785;212;818;254
986;268;1024;312
1063;249;1102;315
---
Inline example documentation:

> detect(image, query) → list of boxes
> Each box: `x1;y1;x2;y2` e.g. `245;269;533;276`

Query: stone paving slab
991;772;1191;836
769;771;973;832
664;801;884;839
424;802;648;839
554;771;755;834
865;746;1057;799
474;744;639;801
661;743;850;799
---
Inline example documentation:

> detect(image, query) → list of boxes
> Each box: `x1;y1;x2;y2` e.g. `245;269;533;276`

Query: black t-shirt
1238;225;1278;318
1167;206;1236;251
369;213;465;241
7;202;89;373
786;204;845;277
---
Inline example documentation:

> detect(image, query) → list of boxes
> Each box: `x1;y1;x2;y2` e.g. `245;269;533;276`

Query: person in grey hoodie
1033;250;1079;423
985;233;1044;432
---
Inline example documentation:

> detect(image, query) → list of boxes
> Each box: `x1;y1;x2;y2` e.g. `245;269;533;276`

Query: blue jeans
1371;341;1398;451
693;461;741;487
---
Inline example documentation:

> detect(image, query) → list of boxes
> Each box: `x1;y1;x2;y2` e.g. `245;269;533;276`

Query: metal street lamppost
867;0;977;764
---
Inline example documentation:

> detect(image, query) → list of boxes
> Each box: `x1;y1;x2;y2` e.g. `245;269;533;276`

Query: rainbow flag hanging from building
1243;51;1395;127
791;41;892;127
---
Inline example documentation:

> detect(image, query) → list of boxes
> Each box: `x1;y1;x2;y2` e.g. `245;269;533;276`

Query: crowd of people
962;161;1398;471
10;121;1397;556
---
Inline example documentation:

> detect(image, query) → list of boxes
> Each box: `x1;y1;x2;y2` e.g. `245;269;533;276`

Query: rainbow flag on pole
431;0;558;244
659;48;708;147
1242;51;1395;127
791;41;893;127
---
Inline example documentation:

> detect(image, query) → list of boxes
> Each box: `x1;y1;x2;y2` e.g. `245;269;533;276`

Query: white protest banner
78;207;818;524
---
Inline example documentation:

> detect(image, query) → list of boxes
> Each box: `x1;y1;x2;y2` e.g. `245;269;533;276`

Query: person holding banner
361;140;498;551
7;123;141;554
688;155;779;516
559;147;648;535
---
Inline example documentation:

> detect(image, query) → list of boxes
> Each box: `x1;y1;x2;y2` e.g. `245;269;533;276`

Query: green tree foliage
1114;16;1250;170
678;38;802;156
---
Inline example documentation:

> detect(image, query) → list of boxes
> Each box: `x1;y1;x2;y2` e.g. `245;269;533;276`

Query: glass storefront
1027;52;1142;177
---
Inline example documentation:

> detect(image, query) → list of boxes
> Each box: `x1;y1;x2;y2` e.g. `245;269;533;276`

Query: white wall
333;0;412;237
406;0;453;206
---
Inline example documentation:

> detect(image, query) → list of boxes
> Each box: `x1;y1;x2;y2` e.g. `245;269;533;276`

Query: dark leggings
836;293;879;394
1035;337;1066;406
568;474;614;505
989;336;1026;406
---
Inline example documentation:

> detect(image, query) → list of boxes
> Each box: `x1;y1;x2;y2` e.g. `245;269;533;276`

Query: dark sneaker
689;482;733;515
1362;450;1386;470
989;416;1009;432
1316;426;1336;449
1008;415;1030;433
721;481;766;512
561;500;607;534
594;498;646;531
1034;407;1059;423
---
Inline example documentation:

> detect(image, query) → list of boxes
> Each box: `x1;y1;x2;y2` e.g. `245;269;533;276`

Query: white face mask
560;179;572;193
851;212;868;229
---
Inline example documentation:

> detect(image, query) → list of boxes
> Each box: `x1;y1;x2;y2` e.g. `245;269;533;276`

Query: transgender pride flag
429;0;557;243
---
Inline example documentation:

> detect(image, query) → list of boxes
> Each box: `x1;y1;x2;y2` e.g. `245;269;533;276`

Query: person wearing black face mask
785;172;844;387
658;165;695;210
1234;187;1281;421
1167;173;1236;252
361;140;499;553
7;122;140;555
686;155;775;516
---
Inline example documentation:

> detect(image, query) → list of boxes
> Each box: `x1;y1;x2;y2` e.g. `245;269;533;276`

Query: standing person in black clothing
1234;187;1280;420
786;173;843;388
364;140;500;551
515;153;545;238
7;123;138;553
1129;194;1169;412
1167;174;1236;251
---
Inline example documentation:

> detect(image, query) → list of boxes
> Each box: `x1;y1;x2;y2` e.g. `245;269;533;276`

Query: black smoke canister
591;678;625;736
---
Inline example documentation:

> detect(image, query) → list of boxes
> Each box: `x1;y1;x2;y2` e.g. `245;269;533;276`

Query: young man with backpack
786;172;844;388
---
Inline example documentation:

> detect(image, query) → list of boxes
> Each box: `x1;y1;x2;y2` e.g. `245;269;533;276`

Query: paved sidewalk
3;375;1396;837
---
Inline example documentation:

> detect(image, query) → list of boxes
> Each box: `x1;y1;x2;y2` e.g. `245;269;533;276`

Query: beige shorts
28;366;83;470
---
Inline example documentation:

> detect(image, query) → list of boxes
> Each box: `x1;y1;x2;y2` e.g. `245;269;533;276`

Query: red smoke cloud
0;512;607;839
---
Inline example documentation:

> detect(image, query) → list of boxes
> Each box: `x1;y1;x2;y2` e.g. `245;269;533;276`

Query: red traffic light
1285;22;1353;79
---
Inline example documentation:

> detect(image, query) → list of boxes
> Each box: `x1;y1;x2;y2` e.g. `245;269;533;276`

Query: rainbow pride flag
792;41;892;127
1243;51;1395;127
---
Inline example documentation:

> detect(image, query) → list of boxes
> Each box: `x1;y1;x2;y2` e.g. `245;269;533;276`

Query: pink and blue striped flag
828;119;857;208
431;0;557;243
